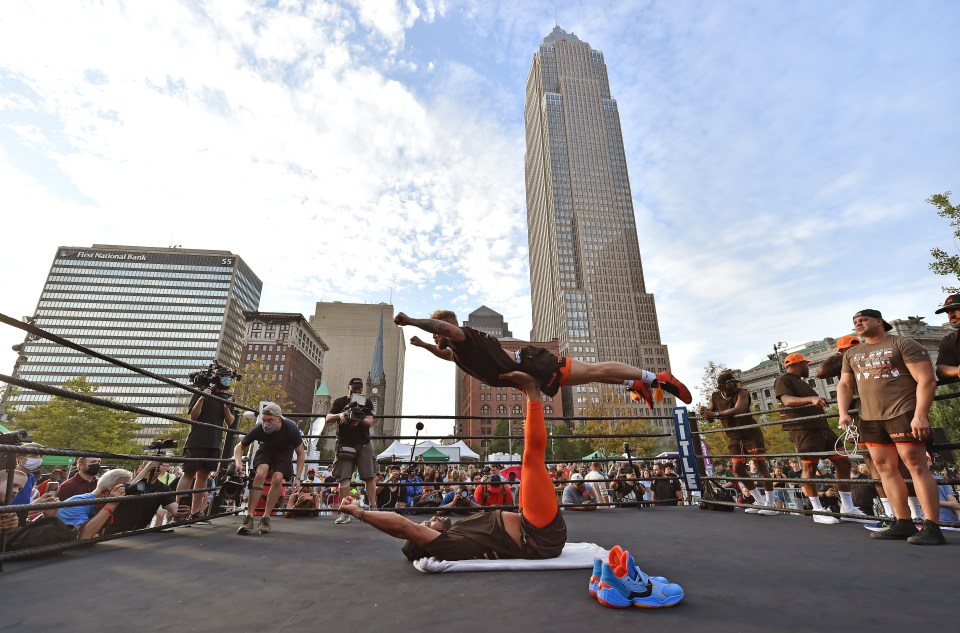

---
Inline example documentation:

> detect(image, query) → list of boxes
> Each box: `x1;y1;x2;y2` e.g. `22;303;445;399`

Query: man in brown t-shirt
338;370;567;561
838;308;942;545
774;353;863;524
702;370;777;515
394;310;691;409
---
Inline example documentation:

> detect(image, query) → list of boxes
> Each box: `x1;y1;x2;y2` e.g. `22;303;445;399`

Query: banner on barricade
672;407;702;495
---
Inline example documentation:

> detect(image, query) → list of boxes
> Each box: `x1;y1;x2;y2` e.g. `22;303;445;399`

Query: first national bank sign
60;250;147;262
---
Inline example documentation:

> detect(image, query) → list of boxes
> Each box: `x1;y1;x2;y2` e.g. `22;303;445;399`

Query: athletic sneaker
812;511;840;525
258;516;272;534
596;558;683;609
906;520;946;545
191;512;212;526
654;371;692;404
864;519;895;532
628;381;653;409
334;513;351;524
236;516;254;535
590;547;669;598
869;518;919;540
839;506;872;523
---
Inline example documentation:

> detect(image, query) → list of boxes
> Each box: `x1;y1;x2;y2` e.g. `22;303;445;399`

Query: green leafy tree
928;191;960;292
7;376;142;454
489;419;512;454
930;383;960;443
231;361;294;432
573;385;659;460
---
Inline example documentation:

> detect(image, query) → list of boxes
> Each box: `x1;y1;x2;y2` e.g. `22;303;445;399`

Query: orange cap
836;335;860;351
783;353;810;366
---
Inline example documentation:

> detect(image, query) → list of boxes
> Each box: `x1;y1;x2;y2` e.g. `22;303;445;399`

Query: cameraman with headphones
178;365;236;523
326;377;376;524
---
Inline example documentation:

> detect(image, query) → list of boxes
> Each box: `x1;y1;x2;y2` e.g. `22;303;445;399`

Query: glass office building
11;245;262;438
525;27;675;424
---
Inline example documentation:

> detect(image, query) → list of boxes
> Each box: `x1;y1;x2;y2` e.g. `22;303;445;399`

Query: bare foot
498;371;541;401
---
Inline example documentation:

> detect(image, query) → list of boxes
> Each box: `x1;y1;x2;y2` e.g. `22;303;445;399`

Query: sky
1;1;958;437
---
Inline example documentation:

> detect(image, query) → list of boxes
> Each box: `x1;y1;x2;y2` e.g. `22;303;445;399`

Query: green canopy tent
419;446;450;462
581;449;608;461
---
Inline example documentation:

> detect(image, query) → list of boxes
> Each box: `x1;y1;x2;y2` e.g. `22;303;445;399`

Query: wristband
101;506;114;524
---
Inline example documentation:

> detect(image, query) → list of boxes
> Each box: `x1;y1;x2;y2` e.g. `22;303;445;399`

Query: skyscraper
8;245;261;438
525;27;675;424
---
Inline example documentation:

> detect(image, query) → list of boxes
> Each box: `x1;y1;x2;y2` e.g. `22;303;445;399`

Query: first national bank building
11;245;262;438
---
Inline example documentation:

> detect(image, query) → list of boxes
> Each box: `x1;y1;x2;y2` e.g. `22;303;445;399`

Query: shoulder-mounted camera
189;361;242;390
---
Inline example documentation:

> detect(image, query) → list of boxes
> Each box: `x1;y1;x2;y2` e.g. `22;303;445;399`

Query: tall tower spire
366;305;387;428
524;28;675;425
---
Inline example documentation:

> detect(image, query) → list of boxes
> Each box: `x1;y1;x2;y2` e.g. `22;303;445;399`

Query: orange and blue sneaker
654;371;692;404
590;546;670;600
595;549;683;609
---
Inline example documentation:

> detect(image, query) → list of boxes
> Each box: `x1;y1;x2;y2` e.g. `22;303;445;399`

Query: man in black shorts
234;402;305;535
178;369;236;522
326;377;377;524
838;308;942;544
775;352;865;524
703;370;777;515
394;310;691;409
338;370;567;561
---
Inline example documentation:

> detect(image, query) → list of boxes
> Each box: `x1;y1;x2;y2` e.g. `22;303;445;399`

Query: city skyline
1;2;957;436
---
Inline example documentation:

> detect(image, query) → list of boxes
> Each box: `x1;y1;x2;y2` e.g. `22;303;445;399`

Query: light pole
773;341;788;372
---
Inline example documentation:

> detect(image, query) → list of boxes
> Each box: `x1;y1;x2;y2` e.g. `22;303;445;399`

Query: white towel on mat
412;542;608;573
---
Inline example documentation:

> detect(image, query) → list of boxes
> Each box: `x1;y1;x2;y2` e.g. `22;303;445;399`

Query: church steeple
366;305;387;419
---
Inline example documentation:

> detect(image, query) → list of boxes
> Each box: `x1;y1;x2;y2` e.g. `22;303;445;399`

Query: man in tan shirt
838;308;943;545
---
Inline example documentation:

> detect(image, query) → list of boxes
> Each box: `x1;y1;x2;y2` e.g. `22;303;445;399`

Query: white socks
624;371;657;386
839;491;854;510
880;497;893;516
808;496;824;510
908;497;924;520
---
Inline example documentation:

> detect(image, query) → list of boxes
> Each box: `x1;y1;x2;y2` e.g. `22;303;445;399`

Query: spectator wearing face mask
12;443;44;507
58;457;101;500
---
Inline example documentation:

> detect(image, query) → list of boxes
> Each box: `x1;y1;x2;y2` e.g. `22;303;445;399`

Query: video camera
341;393;369;426
219;462;249;502
188;361;241;390
147;438;178;452
0;429;32;445
124;479;148;495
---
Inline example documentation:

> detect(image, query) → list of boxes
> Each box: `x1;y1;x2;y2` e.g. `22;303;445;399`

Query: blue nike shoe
595;551;683;608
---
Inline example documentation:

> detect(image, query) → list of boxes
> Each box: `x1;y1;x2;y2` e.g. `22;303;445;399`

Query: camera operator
178;366;236;523
412;485;442;514
438;484;482;515
234;403;305;535
326;378;377;524
105;460;177;534
609;464;644;507
57;468;154;540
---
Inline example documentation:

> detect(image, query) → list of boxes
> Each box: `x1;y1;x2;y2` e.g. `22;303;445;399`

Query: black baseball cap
853;309;893;332
935;294;960;314
348;377;364;387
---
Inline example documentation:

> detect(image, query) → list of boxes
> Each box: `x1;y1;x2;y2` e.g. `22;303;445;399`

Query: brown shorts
517;346;570;397
726;429;766;463
519;509;567;559
789;427;840;463
861;411;921;446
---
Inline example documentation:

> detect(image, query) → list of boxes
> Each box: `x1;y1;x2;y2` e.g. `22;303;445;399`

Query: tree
488;419;512;455
7;376;142;455
928;191;960;292
929;383;960;443
573;385;660;460
231;361;294;432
